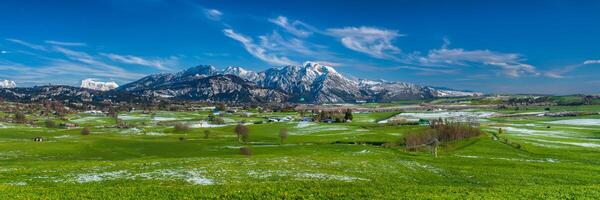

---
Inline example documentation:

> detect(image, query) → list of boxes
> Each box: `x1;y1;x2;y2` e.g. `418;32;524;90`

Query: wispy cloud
101;53;176;70
411;45;539;77
268;16;314;38
544;59;600;78
45;40;87;46
326;26;403;60
223;29;297;66
6;38;48;51
204;8;222;21
583;60;600;65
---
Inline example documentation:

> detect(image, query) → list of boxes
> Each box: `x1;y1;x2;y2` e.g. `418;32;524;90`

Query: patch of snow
189;121;227;128
546;119;600;126
0;80;16;88
296;172;368;182
145;132;166;136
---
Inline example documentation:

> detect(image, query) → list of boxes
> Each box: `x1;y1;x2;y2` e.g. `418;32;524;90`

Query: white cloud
101;53;175;70
326;26;403;60
414;47;539;77
268;16;313;38
45;40;87;46
204;9;222;21
223;29;297;66
6;38;47;51
583;60;600;65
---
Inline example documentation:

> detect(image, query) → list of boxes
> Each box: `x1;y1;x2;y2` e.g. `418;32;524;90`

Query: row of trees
312;109;353;122
404;119;484;157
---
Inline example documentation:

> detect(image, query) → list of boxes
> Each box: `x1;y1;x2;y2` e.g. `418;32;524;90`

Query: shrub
45;119;56;128
81;127;91;135
240;146;252;156
174;123;190;131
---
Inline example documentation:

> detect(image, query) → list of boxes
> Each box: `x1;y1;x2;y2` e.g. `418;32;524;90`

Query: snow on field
5;182;27;186
145;132;166;136
74;171;128;183
153;117;177;121
119;115;147;120
546;119;600;126
119;128;143;135
189;121;227;128
524;138;600;148
246;170;367;182
296;172;368;181
291;124;348;135
491;126;573;139
398;111;495;121
455;155;558;163
54;135;73;138
0;123;7;128
67;169;214;185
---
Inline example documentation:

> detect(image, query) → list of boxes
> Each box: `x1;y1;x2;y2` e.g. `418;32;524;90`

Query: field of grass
1;106;600;199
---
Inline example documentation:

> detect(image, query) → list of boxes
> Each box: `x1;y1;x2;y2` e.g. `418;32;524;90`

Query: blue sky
1;0;599;94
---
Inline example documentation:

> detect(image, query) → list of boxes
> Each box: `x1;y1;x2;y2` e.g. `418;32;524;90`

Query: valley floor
1;107;600;199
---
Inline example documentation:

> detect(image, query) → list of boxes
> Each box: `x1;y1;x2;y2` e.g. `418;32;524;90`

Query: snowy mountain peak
303;61;337;75
222;66;259;81
80;78;119;91
0;80;16;88
181;65;217;77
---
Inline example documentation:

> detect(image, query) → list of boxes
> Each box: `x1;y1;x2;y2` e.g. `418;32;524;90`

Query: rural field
2;100;600;199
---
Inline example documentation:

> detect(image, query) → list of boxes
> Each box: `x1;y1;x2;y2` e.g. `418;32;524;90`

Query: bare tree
279;128;288;145
235;124;249;142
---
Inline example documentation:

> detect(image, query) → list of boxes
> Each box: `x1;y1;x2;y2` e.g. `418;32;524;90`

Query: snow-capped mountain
80;79;119;91
222;66;259;81
254;62;363;102
117;62;479;103
0;80;16;88
0;62;479;104
116;66;287;103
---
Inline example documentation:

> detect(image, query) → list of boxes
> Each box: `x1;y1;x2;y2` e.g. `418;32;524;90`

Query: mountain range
0;62;480;104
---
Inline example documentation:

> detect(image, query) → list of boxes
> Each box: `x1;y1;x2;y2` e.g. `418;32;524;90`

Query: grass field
1;106;600;199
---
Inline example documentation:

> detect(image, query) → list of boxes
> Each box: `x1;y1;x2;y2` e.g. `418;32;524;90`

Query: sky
0;0;599;94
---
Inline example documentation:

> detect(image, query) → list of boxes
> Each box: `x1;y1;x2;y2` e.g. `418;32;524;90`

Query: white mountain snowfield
0;80;16;88
80;78;119;91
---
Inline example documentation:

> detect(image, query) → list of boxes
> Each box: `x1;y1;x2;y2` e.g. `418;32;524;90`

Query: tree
81;127;91;135
235;124;249;143
344;109;353;122
204;130;210;139
14;112;26;124
45;118;56;128
279;128;288;145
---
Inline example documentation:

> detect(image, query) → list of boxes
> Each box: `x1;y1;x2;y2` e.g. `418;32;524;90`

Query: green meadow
1;107;600;199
